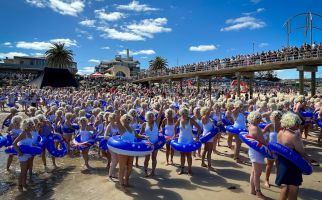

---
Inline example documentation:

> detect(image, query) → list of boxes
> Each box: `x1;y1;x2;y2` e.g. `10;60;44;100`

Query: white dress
144;122;159;143
18;136;33;162
202;120;214;143
233;113;246;129
178;120;194;144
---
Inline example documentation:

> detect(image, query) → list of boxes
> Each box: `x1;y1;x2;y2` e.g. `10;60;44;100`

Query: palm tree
45;43;74;69
149;56;168;72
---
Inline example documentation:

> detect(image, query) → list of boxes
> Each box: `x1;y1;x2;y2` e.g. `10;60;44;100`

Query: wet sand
0;113;321;200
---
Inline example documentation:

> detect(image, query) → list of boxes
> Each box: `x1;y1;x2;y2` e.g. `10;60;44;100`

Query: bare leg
150;150;158;176
109;151;119;178
144;154;150;177
265;159;274;188
6;155;13;171
117;155;127;191
253;163;266;199
125;156;134;187
81;149;90;168
187;152;193;175
250;164;255;195
287;185;299;200
178;153;185;175
279;185;288;200
234;136;241;162
207;142;214;169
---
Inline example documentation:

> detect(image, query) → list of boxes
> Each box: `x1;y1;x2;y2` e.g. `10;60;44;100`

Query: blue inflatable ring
107;136;153;156
300;111;314;118
152;135;166;151
46;134;68;157
5;145;42;156
268;142;313;175
0;135;13;148
72;135;95;150
226;125;248;135
99;139;109;151
222;117;233;126
239;132;274;159
200;128;219;143
72;123;80;130
259;122;268;129
316;119;322;128
170;138;202;153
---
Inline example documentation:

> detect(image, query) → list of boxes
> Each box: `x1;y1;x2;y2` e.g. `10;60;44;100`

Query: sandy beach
0;112;321;200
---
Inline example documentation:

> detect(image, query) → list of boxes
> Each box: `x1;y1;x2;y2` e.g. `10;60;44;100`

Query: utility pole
252;42;255;54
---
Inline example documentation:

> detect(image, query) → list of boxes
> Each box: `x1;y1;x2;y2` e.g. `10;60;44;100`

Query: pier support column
311;71;316;96
180;79;183;94
236;72;241;97
297;66;317;95
249;77;254;99
197;77;200;94
148;81;151;89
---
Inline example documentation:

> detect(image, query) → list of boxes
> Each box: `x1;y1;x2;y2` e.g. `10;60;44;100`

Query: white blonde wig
21;118;35;132
247;111;262;124
281;112;302;129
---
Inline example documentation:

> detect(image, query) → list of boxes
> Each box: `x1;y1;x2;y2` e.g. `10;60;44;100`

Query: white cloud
0;52;29;59
32;52;44;57
95;9;125;21
78;66;95;74
126;18;171;38
101;46;110;50
88;59;100;63
116;1;158;12
26;0;84;16
25;0;46;8
189;45;217;52
16;38;77;50
220;16;266;32
49;0;84;16
243;8;265;15
258;42;269;47
87;35;94;40
79;19;96;27
98;27;145;41
3;42;13;47
118;49;155;56
49;38;77;46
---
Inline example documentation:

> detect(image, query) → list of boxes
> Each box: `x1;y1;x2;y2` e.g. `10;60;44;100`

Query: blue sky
0;0;321;78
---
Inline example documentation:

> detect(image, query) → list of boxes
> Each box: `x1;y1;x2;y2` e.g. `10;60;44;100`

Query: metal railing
134;49;322;80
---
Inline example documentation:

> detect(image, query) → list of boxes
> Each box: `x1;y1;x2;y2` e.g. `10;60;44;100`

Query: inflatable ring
152;135;166;151
162;128;174;141
3;118;11;127
5;145;42;156
0;136;7;148
6;103;15;108
99;139;108;151
222;117;233;126
268;142;313;175
107;136;153;156
316;119;322;128
226;125;248;135
259;122;268;129
239;132;274;159
46;134;68;157
200;128;219;143
300;111;314;118
170;138;202;153
139;115;146;122
72;135;95;150
85;113;91;119
72;123;80;130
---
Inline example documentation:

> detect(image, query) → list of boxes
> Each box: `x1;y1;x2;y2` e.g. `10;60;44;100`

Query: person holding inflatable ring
141;107;163;177
78;117;96;169
12;119;35;192
231;100;247;163
6;115;23;171
161;108;175;165
276;112;311;200
105;113;120;181
117;114;147;191
225;102;234;148
192;107;202;159
262;111;282;188
247;111;269;199
200;101;216;171
173;107;201;176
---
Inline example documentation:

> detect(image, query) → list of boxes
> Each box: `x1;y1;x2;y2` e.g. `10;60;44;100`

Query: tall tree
149;56;168;72
45;43;74;69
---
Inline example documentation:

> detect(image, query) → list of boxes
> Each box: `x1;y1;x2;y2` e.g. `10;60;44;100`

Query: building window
20;61;24;65
30;61;34;65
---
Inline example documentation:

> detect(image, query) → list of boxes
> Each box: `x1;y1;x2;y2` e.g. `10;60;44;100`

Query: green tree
45;43;74;69
149;56;168;72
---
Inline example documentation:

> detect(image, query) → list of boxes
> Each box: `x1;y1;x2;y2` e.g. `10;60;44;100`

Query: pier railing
134;50;322;80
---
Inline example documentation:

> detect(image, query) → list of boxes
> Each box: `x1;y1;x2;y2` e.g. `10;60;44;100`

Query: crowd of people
0;83;321;200
137;42;322;78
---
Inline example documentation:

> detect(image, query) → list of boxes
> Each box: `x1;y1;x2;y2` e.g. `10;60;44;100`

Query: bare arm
190;118;201;139
173;119;180;139
293;133;310;161
13;132;25;156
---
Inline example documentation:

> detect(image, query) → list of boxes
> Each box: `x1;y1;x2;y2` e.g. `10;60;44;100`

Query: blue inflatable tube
72;135;95;150
152;135;166;151
6;103;15;108
99;139;108;151
239;132;274;159
300;111;314;118
222;117;233;126
46;134;68;157
0;136;7;148
200;128;219;143
5;145;42;156
268;142;313;175
316;119;322;128
259;122;268;129
170;138;202;153
139;115;146;122
72;123;80;130
85;113;91;119
226;125;248;135
107;136;153;156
